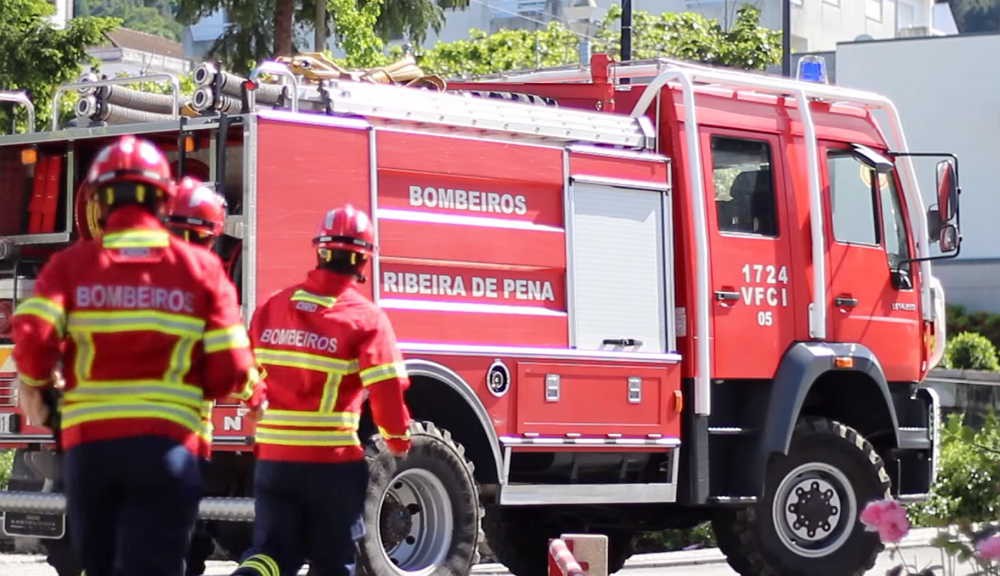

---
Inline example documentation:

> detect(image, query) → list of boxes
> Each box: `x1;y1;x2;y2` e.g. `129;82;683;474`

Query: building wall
422;0;933;48
836;34;1000;311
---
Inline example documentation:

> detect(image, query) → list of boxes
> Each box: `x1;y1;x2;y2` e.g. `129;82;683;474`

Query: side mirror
891;268;913;290
936;160;958;222
939;223;959;253
926;208;941;242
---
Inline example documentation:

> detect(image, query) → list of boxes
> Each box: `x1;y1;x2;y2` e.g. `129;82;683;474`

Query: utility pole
621;0;633;62
782;0;791;76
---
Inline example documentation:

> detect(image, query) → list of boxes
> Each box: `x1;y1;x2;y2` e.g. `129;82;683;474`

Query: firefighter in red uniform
12;135;259;576
233;205;412;576
164;175;233;576
165;175;227;249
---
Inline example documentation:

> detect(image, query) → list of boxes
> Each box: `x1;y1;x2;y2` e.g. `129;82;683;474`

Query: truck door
701;130;796;378
823;144;921;381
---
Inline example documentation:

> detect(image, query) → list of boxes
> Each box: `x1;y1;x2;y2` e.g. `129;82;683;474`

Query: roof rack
0;91;35;135
243;61;655;150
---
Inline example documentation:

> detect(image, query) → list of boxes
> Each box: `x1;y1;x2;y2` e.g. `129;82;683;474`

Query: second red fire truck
0;52;953;576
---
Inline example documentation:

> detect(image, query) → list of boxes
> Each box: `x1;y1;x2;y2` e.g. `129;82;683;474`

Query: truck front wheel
712;417;890;576
358;421;481;576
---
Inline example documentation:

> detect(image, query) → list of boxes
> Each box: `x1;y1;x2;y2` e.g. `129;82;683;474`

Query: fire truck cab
0;54;955;576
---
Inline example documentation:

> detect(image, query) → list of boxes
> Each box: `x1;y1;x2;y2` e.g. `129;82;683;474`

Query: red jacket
12;206;258;456
249;268;411;463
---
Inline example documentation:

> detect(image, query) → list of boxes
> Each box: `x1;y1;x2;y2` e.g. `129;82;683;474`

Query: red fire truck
0;53;955;576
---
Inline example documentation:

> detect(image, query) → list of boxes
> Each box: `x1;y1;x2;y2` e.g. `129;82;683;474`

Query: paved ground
0;528;987;575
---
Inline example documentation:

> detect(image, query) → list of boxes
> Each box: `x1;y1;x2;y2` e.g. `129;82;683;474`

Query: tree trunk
315;0;327;52
274;0;294;57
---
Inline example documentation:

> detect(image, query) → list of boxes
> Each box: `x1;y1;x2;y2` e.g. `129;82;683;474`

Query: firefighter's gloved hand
16;378;51;428
386;437;411;457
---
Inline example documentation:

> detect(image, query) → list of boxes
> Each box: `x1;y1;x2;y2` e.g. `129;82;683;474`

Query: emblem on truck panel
487;359;510;397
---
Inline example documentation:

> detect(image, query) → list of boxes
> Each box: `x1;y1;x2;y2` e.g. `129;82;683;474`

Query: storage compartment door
570;182;668;353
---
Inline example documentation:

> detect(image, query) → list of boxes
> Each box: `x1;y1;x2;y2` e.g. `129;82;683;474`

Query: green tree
175;0;468;73
418;5;781;78
947;0;1000;33
0;0;117;131
329;0;385;67
77;0;183;41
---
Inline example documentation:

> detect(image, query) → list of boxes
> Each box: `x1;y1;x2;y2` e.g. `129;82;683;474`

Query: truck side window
880;172;911;270
827;151;880;245
711;136;777;236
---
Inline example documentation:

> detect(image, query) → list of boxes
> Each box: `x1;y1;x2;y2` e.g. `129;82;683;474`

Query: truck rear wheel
358;421;481;576
713;417;890;576
483;507;634;576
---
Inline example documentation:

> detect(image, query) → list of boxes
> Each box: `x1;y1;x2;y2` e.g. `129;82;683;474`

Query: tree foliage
947;0;1000;33
77;0;182;41
175;0;468;73
417;5;782;78
0;0;117;131
329;0;385;68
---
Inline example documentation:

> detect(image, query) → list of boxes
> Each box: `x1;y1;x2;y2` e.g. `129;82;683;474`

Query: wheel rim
771;462;857;558
375;468;454;575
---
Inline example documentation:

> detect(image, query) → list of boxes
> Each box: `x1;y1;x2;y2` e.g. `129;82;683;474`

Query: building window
897;1;917;30
823;0;840;6
867;0;883;21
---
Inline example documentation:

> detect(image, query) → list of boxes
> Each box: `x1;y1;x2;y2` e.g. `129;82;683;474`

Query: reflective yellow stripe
102;229;170;249
71;332;96;382
360;361;408;387
254;427;360;447
318;373;341;413
290;289;337;308
14;297;66;337
61;402;201;432
200;400;214;442
254;348;358;374
240;554;279;576
230;366;261;401
165;335;198;383
18;372;51;387
379;425;411;440
259;410;360;429
65;380;204;409
68;310;205;338
203;325;250;354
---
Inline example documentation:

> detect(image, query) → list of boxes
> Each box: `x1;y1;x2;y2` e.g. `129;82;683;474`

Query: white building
48;0;72;29
832;33;999;312
88;28;191;77
423;0;946;51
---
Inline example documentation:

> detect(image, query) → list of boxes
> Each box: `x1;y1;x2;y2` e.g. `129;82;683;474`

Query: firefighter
165;176;227;249
164;175;230;576
12;135;260;576
233;205;412;576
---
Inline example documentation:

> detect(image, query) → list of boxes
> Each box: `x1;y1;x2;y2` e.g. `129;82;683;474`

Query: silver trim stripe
400;342;682;363
500;435;680;447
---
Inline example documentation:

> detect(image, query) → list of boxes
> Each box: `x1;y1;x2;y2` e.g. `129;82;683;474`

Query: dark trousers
64;436;202;576
234;459;368;576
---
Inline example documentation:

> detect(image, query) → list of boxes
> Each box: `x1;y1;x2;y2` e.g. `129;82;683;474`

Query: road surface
0;528;986;575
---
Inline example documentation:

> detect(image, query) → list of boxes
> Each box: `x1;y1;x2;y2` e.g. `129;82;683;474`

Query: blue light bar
796;55;828;84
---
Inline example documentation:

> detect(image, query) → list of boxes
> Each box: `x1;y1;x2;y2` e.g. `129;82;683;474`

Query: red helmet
85;135;174;204
313;205;375;255
165;177;227;243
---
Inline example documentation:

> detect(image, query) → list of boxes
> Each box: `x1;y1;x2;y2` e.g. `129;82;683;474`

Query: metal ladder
243;61;657;150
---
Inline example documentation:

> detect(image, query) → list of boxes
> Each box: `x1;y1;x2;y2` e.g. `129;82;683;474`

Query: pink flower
860;499;910;544
977;535;1000;562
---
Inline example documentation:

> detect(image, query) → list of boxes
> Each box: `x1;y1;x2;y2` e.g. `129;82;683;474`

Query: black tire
483;507;634;576
714;417;890;576
358;421;481;576
43;536;82;576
